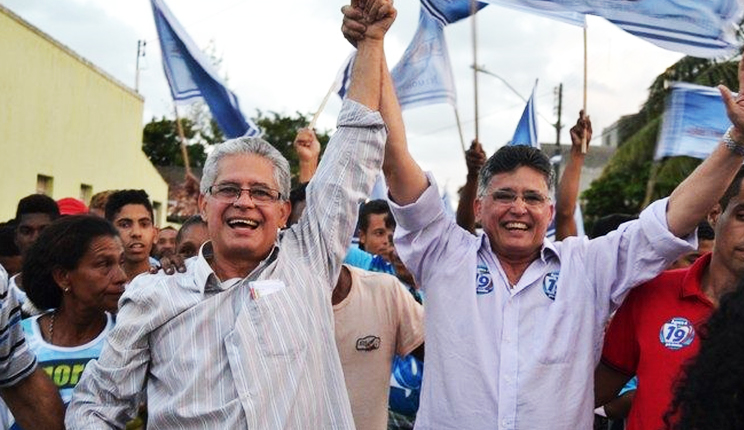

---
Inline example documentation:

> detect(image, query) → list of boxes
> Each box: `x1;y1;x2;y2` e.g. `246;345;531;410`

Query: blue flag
391;8;459;109
480;0;742;58
150;0;260;138
421;0;488;25
509;82;538;148
654;82;732;160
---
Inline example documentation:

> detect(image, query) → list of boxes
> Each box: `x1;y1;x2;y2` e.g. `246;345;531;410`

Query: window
152;201;162;227
36;175;53;196
80;184;93;204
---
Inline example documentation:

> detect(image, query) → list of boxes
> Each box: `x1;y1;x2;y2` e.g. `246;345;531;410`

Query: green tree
142;117;208;167
252;110;331;186
581;56;740;228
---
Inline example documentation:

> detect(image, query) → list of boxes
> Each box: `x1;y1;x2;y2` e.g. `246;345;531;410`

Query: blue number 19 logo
659;317;695;350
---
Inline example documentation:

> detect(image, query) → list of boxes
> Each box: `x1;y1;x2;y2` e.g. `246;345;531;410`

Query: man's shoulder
623;267;689;308
124;270;200;303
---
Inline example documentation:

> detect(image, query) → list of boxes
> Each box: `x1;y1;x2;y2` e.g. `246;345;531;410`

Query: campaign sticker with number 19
659;317;695;350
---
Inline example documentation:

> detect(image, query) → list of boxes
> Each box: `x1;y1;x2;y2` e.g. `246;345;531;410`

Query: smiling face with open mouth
199;153;290;274
476;166;554;263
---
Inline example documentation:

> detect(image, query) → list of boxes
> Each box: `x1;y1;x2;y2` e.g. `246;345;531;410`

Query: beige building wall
0;6;168;225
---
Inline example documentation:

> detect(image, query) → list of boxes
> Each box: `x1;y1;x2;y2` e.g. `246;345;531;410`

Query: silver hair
200;137;291;200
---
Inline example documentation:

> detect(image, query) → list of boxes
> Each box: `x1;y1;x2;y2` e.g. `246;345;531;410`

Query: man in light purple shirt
340;9;744;429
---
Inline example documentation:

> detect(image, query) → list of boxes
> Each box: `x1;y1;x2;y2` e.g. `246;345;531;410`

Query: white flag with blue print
654;82;733;160
481;0;742;58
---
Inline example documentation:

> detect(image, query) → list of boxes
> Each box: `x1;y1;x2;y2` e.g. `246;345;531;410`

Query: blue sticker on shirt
659;317;695;350
476;265;493;295
542;271;559;300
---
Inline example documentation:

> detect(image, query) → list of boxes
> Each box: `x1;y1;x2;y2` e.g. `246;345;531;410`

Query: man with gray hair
66;1;395;428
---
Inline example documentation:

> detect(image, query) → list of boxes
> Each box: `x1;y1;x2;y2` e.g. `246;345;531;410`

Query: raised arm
294;128;320;183
666;57;744;237
456;141;486;233
555;111;591;240
342;4;428;205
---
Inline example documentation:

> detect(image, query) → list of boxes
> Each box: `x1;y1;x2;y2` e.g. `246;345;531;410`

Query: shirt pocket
532;301;579;365
251;288;309;357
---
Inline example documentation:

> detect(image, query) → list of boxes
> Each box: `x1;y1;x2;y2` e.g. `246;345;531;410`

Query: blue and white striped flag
509;82;539;148
333;51;356;100
654;82;732;160
481;0;743;58
421;0;488;25
150;0;260;138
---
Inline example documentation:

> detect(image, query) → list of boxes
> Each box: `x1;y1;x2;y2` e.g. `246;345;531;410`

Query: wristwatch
723;126;744;156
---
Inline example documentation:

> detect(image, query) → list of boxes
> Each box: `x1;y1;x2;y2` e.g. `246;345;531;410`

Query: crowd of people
2;1;744;429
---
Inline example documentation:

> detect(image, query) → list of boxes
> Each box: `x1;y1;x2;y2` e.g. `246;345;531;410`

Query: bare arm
456;141;486;233
342;5;428;205
555;111;591;240
294;128;320;183
594;362;633;408
666;57;744;237
1;367;65;430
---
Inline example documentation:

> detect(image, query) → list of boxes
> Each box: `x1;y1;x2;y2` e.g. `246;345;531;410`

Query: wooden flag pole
309;79;337;130
454;107;467;157
581;25;588;153
174;104;193;177
471;0;480;143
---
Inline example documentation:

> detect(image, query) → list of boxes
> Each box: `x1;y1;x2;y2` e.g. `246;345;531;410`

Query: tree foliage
142;117;207;167
253;110;331;186
581;56;739;228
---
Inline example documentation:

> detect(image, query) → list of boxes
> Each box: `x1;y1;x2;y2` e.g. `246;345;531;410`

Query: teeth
505;222;528;230
228;219;258;228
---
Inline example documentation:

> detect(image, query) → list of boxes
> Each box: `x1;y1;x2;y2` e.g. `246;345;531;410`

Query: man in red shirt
596;165;744;430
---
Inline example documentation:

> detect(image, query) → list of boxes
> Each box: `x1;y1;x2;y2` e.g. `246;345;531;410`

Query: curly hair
22;215;119;310
664;281;744;429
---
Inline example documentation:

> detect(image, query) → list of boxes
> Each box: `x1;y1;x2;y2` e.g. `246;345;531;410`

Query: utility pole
135;40;146;93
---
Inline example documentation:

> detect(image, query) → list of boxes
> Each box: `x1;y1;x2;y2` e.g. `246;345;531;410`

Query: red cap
57;197;89;216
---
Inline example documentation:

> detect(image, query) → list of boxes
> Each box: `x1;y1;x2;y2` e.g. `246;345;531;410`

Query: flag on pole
332;51;356;100
509;82;539;148
654;82;732;160
480;0;743;58
392;0;489;110
390;8;458;109
150;0;260;138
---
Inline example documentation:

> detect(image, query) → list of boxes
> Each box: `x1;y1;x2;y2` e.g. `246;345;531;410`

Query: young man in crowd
596;165;744;429
152;226;177;260
104;189;159;282
174;215;209;259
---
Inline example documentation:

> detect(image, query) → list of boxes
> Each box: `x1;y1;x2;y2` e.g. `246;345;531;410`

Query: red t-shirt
601;253;714;430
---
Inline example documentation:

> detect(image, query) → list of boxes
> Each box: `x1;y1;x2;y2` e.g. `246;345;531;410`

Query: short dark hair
358;199;395;234
589;213;638;239
15;194;60;220
23;215;119;310
289;183;308;208
477;145;554;197
719;165;744;211
697;220;715;241
0;221;20;257
105;189;154;222
176;215;207;245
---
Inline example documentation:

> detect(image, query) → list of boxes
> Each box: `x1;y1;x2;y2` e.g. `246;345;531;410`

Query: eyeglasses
208;184;283;205
491;189;549;207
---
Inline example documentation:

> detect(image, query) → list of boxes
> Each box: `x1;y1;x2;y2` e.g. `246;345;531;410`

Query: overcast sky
2;0;684;198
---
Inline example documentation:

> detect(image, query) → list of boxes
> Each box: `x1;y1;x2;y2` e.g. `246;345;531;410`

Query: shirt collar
680;252;713;303
478;233;560;264
193;239;282;295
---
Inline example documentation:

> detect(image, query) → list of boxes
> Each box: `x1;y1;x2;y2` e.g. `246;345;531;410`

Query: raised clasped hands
341;0;396;47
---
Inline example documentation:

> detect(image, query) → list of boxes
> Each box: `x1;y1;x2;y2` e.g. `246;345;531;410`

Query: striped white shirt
0;266;36;388
66;100;386;429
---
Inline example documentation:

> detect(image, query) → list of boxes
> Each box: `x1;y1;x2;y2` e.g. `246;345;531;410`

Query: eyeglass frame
489;188;551;207
207;183;284;205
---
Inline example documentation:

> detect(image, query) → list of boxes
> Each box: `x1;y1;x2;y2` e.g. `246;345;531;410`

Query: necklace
48;311;56;344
